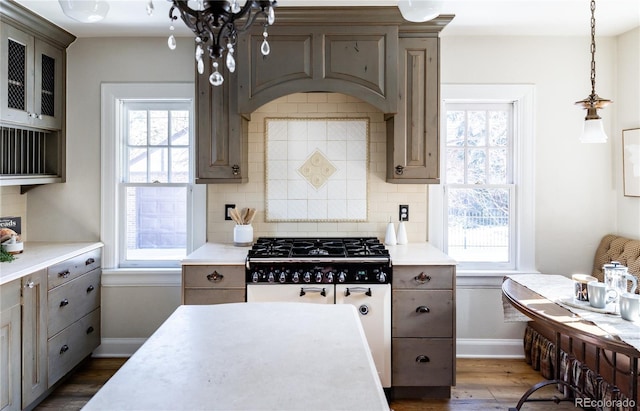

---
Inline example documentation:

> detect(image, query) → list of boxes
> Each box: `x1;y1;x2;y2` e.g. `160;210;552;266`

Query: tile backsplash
265;118;368;222
207;92;428;243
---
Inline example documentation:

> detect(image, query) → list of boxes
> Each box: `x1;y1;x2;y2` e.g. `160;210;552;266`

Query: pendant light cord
589;0;597;99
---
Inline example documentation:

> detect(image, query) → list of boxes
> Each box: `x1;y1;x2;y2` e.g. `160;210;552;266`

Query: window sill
456;269;540;288
102;268;181;287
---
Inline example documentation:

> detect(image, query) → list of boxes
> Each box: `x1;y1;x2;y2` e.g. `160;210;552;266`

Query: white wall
7;31;637;357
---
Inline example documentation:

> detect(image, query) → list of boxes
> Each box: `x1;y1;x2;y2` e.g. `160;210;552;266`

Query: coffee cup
619;293;640;321
587;281;617;309
573;274;598;302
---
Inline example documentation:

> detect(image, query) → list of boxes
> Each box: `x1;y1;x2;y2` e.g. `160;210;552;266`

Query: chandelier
575;0;612;143
148;1;277;86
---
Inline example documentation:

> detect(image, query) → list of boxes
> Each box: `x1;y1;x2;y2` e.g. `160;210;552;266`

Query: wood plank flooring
35;358;582;410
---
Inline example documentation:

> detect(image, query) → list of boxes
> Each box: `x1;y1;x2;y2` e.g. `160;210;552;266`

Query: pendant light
398;0;442;22
575;0;612;143
58;0;109;23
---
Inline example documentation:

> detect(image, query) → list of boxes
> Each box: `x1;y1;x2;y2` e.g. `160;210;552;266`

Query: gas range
245;237;392;284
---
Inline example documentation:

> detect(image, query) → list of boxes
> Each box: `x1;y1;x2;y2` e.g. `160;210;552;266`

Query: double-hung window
101;83;205;271
430;85;535;273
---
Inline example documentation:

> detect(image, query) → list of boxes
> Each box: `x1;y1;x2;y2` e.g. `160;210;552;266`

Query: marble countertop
182;242;456;266
82;303;390;411
0;242;103;286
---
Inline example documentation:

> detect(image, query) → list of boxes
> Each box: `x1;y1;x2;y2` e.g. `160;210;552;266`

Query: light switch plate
225;204;236;221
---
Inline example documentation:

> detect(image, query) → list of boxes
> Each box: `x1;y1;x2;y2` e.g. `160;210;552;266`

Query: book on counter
0;216;24;254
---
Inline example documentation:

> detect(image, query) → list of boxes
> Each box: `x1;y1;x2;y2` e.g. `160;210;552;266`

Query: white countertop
182;242;456;266
83;303;390;411
0;242;103;286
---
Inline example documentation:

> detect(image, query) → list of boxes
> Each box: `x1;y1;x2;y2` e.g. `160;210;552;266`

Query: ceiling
12;0;640;38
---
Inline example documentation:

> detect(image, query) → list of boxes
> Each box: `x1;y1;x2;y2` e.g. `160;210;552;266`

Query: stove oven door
335;284;391;388
246;284;335;304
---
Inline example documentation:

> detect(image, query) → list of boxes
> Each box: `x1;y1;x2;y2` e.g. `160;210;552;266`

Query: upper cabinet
0;0;75;190
196;7;452;184
0;24;63;130
386;37;440;183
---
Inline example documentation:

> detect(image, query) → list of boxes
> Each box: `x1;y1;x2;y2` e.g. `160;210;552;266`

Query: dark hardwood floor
35;358;581;410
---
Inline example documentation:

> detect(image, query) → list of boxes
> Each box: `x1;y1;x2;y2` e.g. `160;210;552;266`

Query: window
101;84;205;270
430;85;535;272
444;104;514;266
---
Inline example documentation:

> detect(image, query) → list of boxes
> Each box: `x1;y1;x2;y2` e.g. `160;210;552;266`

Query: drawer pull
86;326;95;334
344;287;372;297
206;271;224;283
60;299;69;307
60;345;69;355
414;272;431;284
416;305;430;313
300;287;326;297
24;281;35;289
85;257;96;265
59;270;71;278
416;355;430;363
87;285;95;293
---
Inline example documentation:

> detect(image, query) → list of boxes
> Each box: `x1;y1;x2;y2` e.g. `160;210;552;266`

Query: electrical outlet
225;204;236;221
399;205;409;221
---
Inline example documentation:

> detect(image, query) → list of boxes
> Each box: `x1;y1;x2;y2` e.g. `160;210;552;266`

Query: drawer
48;308;101;386
48;248;102;290
182;265;245;288
392;338;453;386
392;290;453;337
392;266;454;290
48;269;101;337
183;288;245;305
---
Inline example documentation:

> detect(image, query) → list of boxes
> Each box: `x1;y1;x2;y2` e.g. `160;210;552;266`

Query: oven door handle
344;287;372;297
299;287;326;297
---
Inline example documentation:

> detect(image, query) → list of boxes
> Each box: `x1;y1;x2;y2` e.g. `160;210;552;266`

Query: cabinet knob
60;345;69;354
416;305;430;313
85;257;96;265
24;281;35;289
60;299;69;307
59;270;71;278
231;164;240;176
416;355;430;363
395;165;404;175
86;285;95;293
86;326;95;334
206;271;224;283
414;272;431;284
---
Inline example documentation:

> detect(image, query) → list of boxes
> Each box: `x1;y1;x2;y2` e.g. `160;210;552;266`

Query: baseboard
92;338;146;357
94;337;525;359
456;338;525;358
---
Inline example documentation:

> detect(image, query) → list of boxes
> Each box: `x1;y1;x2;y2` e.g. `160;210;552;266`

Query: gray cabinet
387;37;440;183
0;1;75;189
182;265;245;304
21;270;48;408
0;280;20;411
391;265;456;398
46;251;101;387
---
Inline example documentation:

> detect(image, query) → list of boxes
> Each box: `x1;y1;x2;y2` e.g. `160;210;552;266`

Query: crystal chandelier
575;0;612;143
147;1;277;86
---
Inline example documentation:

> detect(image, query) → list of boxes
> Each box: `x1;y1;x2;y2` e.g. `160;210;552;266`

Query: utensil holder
233;225;253;247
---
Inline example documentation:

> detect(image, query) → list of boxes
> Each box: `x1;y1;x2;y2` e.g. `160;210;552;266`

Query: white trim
431;84;536;273
456;338;525;358
101;268;181;287
92;338;147;358
100;83;205;270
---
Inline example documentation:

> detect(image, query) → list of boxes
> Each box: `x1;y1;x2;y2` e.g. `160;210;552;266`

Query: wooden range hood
196;7;453;184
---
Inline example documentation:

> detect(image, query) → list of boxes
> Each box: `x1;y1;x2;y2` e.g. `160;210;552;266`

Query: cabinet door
0;24;35;126
33;39;63;130
0;281;20;411
196;56;248;183
21;270;48;408
387;37;440;183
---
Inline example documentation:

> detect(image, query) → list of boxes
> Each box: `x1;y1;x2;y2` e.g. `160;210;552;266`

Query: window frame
429;84;536;274
101;83;206;270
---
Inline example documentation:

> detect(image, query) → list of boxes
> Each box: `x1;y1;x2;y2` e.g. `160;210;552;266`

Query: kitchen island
82;302;390;411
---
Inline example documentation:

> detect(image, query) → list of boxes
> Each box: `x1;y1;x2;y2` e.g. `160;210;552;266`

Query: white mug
587;281;617;309
619;293;640;321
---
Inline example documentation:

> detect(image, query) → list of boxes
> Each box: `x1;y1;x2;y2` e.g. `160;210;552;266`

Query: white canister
396;221;408;245
384;222;396;245
233;225;253;247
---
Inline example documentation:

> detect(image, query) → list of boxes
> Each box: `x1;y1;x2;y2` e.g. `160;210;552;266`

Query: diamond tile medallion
298;150;337;190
